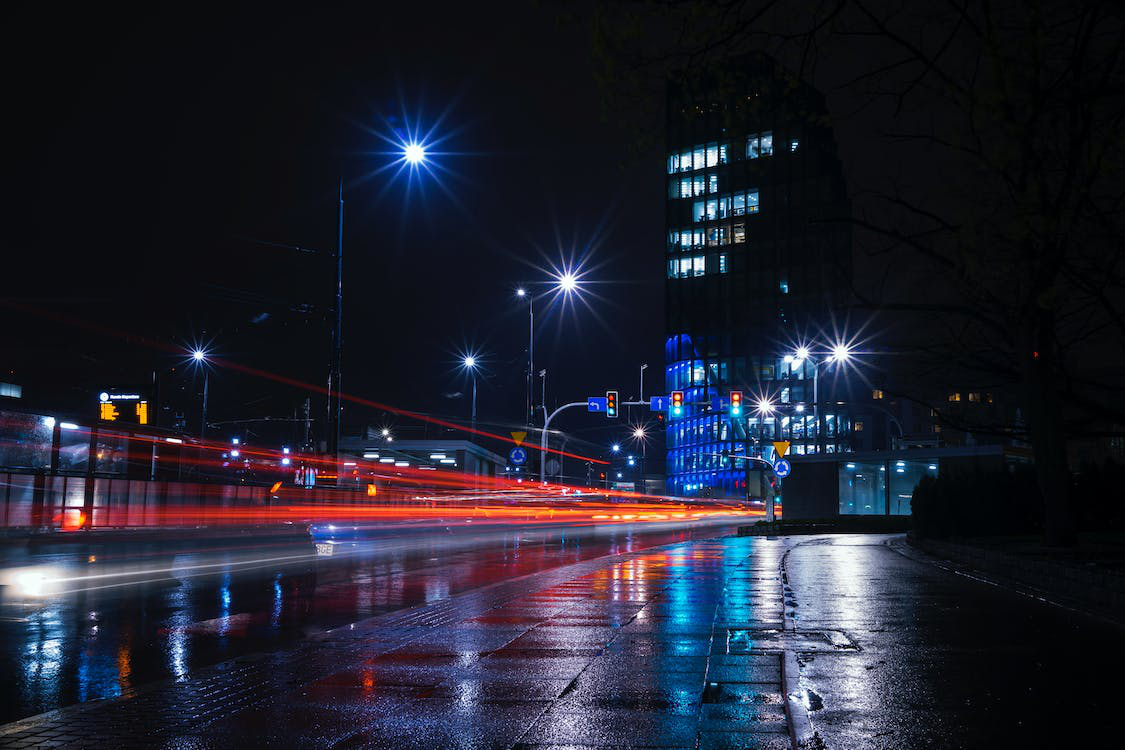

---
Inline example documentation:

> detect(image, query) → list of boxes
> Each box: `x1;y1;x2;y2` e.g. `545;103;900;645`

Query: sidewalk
0;534;812;750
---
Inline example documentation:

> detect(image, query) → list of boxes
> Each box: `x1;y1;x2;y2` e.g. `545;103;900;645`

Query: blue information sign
509;447;528;466
710;397;728;411
587;397;607;412
773;459;792;478
650;396;669;412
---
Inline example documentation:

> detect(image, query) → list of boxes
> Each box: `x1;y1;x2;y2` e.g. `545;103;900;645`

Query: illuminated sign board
97;390;150;425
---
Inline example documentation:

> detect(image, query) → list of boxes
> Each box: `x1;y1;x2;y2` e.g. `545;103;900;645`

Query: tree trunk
1021;313;1076;547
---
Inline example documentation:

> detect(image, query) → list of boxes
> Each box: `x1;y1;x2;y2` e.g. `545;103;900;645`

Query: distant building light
429;454;447;459
0;382;21;399
166;437;184;444
378;458;395;463
43;416;56;429
281;457;291;466
232;437;240;445
394;461;409;467
440;459;456;464
343;462;357;467
59;422;79;430
282;447;290;455
230;449;240;457
846;463;856;470
928;464;938;471
363;452;380;459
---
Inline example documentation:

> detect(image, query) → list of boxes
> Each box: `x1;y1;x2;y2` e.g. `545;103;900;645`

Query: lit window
693;256;705;276
708;173;718;194
747;191;760;213
719;254;728;273
668;229;679;250
693;175;705;196
705;199;718;221
968;392;980;402
718;143;728;164
707;227;719;246
706;143;719;167
872;389;884;400
779;280;789;294
855;421;864;431
680;150;692;172
747;134;760;159
667;153;679;174
693;201;706;223
717;195;731;218
986;393;994;404
933;424;942;433
679;178;692;198
948;393;961;402
732;224;746;243
789;139;799;152
720;225;730;245
760;132;773;156
731;192;745;215
693;147;705;170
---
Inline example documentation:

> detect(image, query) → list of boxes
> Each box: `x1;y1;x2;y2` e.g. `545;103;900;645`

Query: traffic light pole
540;401;588;482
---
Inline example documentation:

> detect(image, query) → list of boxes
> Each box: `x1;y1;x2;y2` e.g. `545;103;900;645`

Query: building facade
664;56;856;498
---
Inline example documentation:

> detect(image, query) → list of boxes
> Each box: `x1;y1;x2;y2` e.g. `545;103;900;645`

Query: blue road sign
650;396;669;411
711;397;728;411
587;397;607;412
509;447;528;466
773;459;792;478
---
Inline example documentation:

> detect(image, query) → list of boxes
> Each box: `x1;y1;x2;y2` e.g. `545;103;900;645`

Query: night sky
2;4;666;458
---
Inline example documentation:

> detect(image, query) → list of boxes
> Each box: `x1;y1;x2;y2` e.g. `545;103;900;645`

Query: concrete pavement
0;532;1119;748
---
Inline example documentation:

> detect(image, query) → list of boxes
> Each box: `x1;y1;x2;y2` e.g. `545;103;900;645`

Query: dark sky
2;4;665;458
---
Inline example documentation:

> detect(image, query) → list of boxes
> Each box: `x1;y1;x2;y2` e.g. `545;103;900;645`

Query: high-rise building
664;56;854;498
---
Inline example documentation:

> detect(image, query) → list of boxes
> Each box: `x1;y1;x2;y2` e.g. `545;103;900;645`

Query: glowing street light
611;443;620;453
461;353;480;434
632;427;646;439
755;398;776;415
403;143;426;164
192;349;206;362
555;271;578;294
830;342;852;362
188;348;211;440
516;287;526;297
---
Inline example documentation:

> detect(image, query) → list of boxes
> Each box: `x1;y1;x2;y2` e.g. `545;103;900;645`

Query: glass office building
665;56;854;498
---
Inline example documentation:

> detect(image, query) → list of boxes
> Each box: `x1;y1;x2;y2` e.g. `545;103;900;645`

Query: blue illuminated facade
664;56;855;498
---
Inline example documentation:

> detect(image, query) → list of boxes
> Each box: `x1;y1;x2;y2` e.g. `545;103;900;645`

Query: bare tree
590;0;1125;545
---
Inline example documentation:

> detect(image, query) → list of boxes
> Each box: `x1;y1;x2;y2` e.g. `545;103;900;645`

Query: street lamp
461;354;479;435
190;349;210;440
611;443;620;453
518;271;586;428
790;340;855;453
403;143;426;165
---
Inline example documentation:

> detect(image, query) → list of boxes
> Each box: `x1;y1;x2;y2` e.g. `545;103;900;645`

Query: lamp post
462;355;478;435
788;342;853;453
639;363;648;402
328;141;428;476
192;349;209;440
516;271;581;427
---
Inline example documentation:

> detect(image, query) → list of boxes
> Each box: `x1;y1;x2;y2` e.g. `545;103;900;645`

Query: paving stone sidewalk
0;535;808;749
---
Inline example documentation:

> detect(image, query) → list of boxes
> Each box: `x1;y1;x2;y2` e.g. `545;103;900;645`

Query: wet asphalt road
0;530;1120;748
0;520;740;725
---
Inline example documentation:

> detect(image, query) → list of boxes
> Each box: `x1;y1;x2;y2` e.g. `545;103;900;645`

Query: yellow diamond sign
511;431;527;447
772;441;790;458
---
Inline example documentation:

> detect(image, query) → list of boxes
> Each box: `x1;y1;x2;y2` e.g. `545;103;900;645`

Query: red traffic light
606;390;618;418
671;390;684;416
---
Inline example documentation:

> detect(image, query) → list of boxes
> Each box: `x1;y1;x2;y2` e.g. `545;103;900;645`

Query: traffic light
730;390;743;416
606;390;618;418
671;390;684;417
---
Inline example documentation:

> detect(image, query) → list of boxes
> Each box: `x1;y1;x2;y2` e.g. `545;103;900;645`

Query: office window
720;225;730;245
968;392;980;402
718;143;729;164
708;173;718;194
948;393;962;402
855;421;864;431
733;224;746;243
693;256;705;276
747;134;760;159
779;279;789;294
693;147;705;170
667;153;679;174
706;143;719;167
789;139;799;152
717;195;731;218
705;199;718;221
719;254;728;273
693;201;706;223
692;175;706;196
680;150;692;172
747;191;760;213
872;389;884;400
707;227;719;246
760;132;773;156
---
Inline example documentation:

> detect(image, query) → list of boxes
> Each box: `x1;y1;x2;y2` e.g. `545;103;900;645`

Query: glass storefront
839;459;938;515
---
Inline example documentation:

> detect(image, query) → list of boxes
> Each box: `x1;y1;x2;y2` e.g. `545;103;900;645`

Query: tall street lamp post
462;355;478;435
192;349;209;440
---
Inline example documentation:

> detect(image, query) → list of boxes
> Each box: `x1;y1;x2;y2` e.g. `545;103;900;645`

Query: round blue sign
773;458;792;478
509;447;527;466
